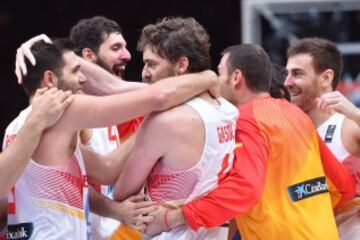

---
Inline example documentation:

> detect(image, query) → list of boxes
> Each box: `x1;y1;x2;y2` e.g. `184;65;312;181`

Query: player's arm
14;35;218;134
0;197;7;232
227;219;239;240
179;115;268;230
343;120;360;159
78;57;148;95
0;88;72;197
83;136;157;230
81;135;135;185
317;91;360;126
113;112;170;201
317;91;360;156
317;133;356;208
144;113;269;235
88;185;156;230
55;69;218;134
14;33;146;95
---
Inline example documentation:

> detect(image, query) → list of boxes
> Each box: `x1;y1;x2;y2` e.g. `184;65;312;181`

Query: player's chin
113;66;125;77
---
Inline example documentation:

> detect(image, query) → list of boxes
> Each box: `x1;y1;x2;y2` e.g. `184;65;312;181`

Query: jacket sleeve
181;114;269;230
317;133;356;208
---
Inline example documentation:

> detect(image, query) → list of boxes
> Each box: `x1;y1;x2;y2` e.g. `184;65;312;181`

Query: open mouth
290;92;300;98
287;87;301;99
113;64;126;77
288;90;302;103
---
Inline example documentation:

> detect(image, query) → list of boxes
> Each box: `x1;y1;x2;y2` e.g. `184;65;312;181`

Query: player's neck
241;91;269;105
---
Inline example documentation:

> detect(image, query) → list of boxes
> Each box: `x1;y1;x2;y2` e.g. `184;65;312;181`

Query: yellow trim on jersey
34;199;85;220
235;142;243;148
109;224;141;240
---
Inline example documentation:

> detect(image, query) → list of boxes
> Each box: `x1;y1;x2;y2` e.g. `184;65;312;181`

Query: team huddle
0;16;359;240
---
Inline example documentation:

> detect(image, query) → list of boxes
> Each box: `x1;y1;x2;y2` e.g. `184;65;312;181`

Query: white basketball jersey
318;113;360;190
318;112;360;240
3;106;90;240
146;97;238;240
318;113;349;160
87;127;121;240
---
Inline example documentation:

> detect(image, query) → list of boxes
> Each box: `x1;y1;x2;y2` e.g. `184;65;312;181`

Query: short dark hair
69;16;122;56
137;17;211;73
287;38;343;90
22;38;73;97
222;44;272;93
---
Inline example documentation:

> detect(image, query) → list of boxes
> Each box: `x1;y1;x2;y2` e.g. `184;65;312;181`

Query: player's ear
82;48;96;63
175;56;189;75
43;70;57;88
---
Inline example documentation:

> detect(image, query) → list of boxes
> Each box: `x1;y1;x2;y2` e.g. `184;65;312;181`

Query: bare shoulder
143;104;203;133
148;104;201;123
343;117;360;138
50;94;88;129
342;117;360;156
142;104;205;168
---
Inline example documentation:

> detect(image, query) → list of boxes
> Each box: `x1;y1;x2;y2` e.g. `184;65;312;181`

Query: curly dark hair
137;17;211;73
69;16;122;55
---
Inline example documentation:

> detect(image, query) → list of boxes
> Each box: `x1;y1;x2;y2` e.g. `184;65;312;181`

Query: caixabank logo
7;223;33;240
288;177;328;202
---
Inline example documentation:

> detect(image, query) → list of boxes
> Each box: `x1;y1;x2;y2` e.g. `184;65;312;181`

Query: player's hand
316;91;358;117
206;70;221;98
29;87;73;129
115;194;158;231
15;34;52;84
143;204;169;236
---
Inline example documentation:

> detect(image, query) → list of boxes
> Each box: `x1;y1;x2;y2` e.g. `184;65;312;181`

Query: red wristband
164;209;170;229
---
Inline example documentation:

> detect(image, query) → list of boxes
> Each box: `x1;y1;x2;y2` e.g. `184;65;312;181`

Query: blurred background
0;0;360;143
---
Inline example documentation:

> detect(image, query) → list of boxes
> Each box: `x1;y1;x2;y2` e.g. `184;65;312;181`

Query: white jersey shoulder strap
317;113;349;161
